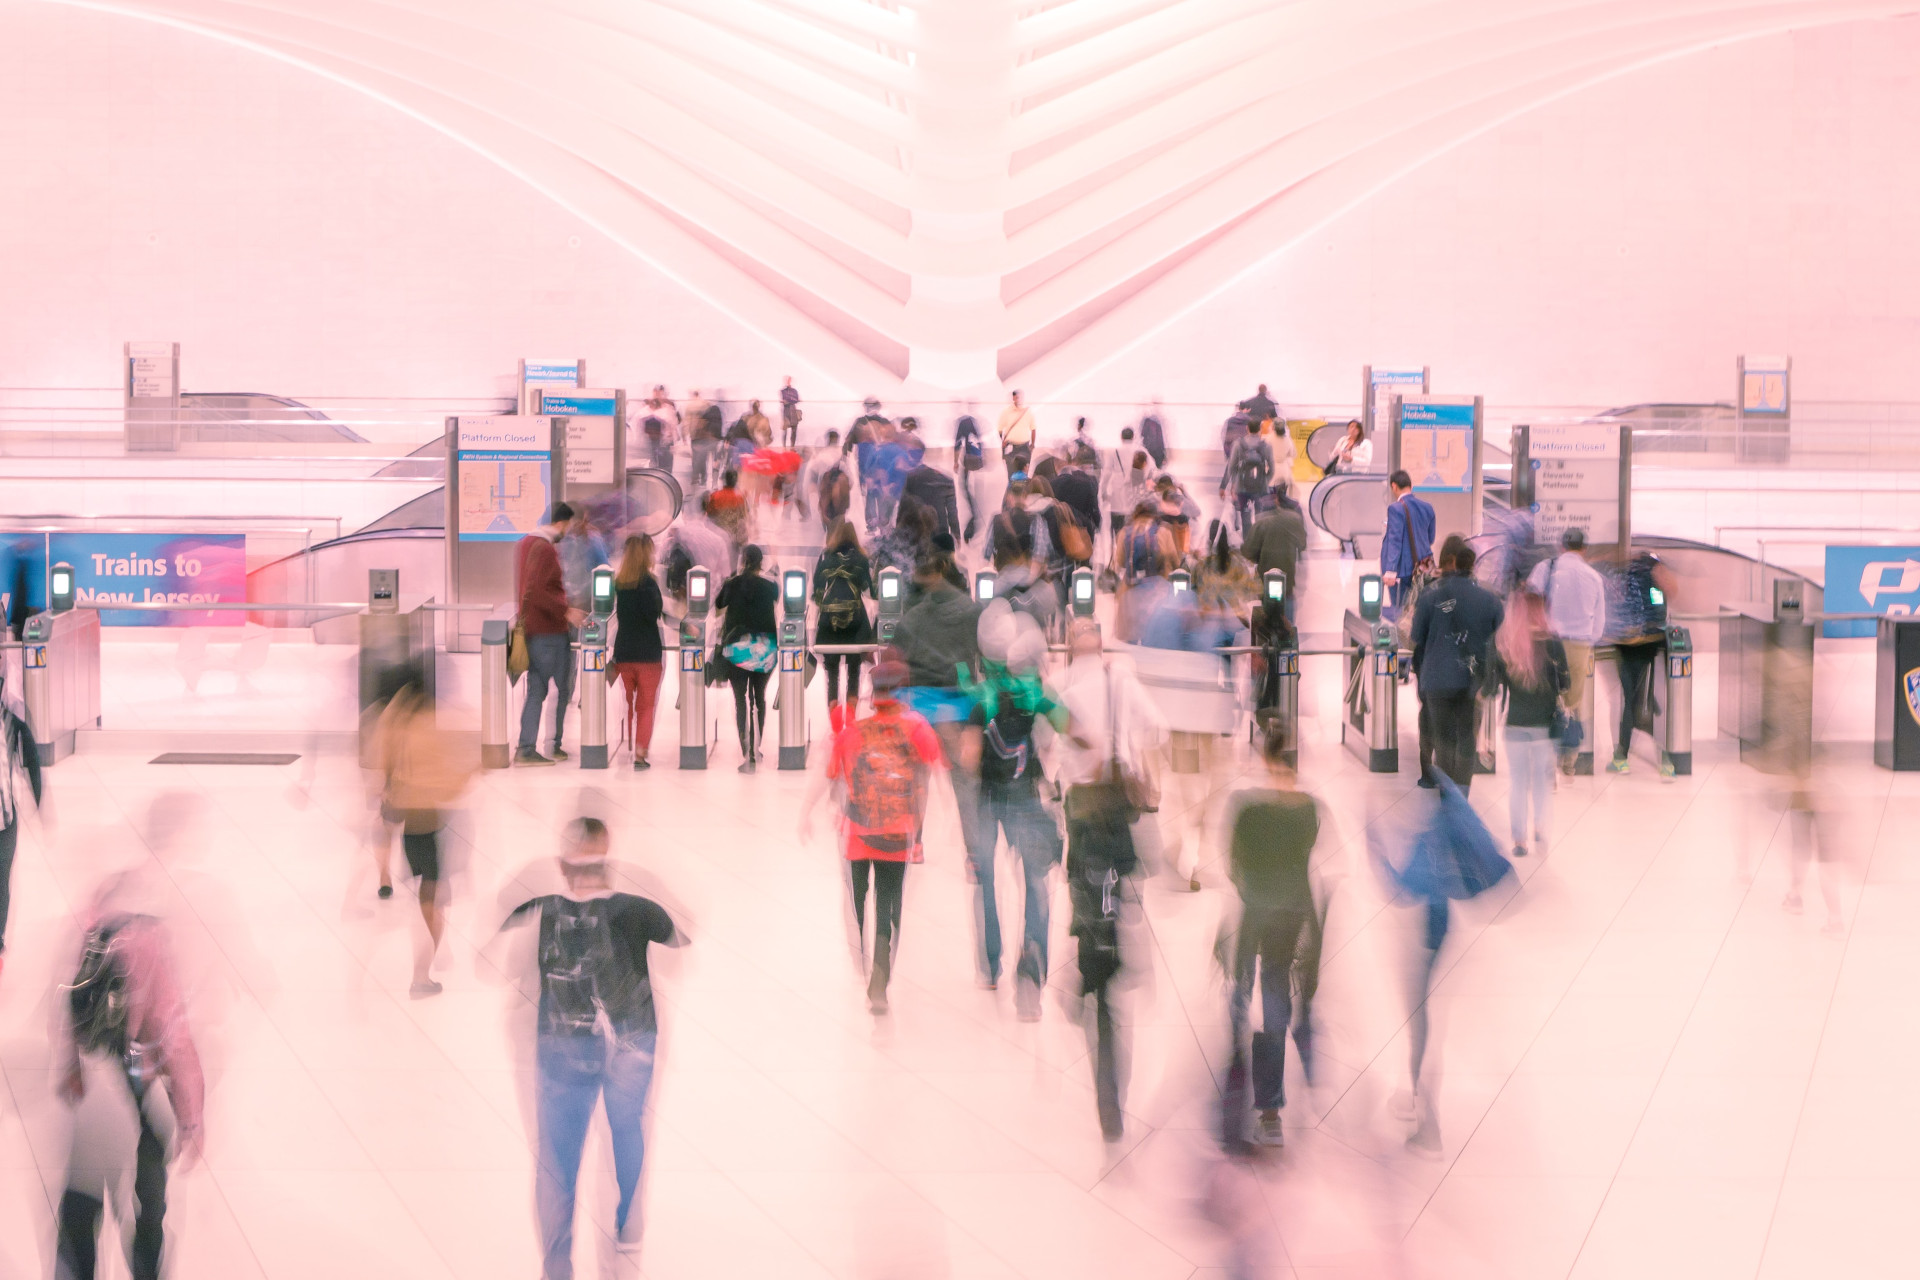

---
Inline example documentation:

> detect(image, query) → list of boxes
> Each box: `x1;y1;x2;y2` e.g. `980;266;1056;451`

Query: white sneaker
1387;1089;1418;1122
1257;1111;1285;1147
616;1215;643;1253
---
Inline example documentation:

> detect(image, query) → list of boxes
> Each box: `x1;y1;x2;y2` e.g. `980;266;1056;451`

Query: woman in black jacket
715;544;780;772
608;534;665;770
812;521;874;731
1489;588;1570;858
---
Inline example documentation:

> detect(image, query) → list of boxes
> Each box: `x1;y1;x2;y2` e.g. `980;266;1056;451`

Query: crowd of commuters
1;376;1827;1280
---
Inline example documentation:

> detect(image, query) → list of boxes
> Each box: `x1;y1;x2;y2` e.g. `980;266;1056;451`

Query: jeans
1616;641;1662;761
0;819;16;952
1066;812;1134;1140
932;718;985;868
970;785;1062;987
1408;899;1449;1090
1505;724;1553;846
610;661;663;756
1421;689;1477;789
848;859;906;1001
1221;907;1318;1146
536;1030;657;1280
690;438;720;489
519;632;575;753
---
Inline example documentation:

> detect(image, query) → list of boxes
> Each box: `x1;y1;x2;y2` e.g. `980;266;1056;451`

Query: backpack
817;554;866;632
1120;523;1160;584
643;415;665;442
537;896;618;1035
1230;436;1271;494
67;918;136;1061
957;415;984;472
845;713;925;852
665;541;692;597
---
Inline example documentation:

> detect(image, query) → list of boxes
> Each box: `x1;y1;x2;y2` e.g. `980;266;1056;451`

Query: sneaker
1387;1089;1418;1122
738;758;757;774
1658;758;1676;780
409;980;443;999
868;991;889;1016
550;746;570;762
633;757;650;771
1405;1124;1444;1158
1188;875;1202;893
1416;776;1437;790
1257;1111;1285;1147
1606;758;1629;775
377;883;394;899
1015;978;1042;1022
1512;843;1528;859
616;1215;643;1254
515;749;555;767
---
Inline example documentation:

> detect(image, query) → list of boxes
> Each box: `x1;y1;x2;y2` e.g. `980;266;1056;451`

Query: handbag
507;622;530;685
1058;512;1093;563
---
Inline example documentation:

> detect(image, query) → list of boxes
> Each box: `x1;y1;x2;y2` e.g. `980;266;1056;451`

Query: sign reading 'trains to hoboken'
1528;423;1622;545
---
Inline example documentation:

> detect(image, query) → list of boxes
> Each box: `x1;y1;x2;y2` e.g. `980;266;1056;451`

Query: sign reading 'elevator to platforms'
1527;423;1622;545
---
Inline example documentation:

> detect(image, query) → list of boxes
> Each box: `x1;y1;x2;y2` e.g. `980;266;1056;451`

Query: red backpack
845;712;925;851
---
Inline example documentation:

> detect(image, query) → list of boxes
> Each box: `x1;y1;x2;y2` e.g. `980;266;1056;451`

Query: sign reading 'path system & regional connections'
457;416;552;542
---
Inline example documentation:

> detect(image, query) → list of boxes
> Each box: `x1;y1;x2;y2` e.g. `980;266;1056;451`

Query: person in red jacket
518;503;586;765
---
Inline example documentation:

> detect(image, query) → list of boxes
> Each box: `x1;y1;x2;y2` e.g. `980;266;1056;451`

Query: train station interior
5;3;1920;1278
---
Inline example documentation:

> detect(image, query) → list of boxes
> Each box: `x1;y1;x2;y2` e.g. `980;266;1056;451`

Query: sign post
1736;355;1790;464
1513;422;1631;552
1361;366;1428;442
538;388;626;506
446;415;552;652
1388;394;1483;537
124;341;181;453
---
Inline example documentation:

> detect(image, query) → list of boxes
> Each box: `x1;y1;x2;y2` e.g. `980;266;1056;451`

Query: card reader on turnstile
876;566;904;644
680;568;713;769
49;562;74;614
973;570;996;603
1070;566;1095;619
578;563;616;769
778;568;809;770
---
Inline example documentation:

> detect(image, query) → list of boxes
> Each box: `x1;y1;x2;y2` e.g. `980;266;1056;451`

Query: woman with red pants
609;534;666;770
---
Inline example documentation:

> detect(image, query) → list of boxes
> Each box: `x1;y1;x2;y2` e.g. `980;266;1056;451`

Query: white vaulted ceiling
46;0;1920;394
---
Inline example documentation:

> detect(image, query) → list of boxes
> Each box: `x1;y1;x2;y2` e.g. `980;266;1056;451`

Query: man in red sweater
517;502;585;765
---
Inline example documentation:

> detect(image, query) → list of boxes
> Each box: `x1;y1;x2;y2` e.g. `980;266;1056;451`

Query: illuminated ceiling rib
50;0;1920;394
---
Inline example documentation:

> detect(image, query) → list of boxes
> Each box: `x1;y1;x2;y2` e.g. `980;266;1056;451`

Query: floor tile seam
1747;787;1891;1280
190;1164;274;1279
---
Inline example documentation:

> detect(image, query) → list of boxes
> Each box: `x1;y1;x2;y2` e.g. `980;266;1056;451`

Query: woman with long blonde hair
1489;588;1569;858
608;533;665;769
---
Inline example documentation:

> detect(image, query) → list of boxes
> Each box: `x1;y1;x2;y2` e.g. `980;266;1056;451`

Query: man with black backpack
1219;418;1274;540
1411;537;1505;791
498;816;688;1274
802;651;945;1015
57;864;205;1280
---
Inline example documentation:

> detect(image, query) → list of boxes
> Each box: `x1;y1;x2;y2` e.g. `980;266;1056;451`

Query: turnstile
679;568;713;770
578;619;609;769
1875;617;1920;770
1653;626;1694;774
20;609;102;763
777;568;809;771
480;619;510;768
1341;609;1399;772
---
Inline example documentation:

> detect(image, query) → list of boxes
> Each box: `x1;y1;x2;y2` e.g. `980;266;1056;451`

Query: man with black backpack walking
1219;418;1274;540
802;652;945;1015
497;816;688;1276
57;863;205;1280
1411;537;1504;791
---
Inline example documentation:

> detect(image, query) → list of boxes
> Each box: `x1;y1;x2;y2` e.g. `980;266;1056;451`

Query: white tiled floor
2;580;1912;1278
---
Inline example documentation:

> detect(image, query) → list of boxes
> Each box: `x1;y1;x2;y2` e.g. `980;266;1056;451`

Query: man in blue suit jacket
1380;469;1436;613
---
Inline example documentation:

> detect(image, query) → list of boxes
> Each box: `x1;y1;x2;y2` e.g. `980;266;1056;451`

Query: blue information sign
1399;401;1476;493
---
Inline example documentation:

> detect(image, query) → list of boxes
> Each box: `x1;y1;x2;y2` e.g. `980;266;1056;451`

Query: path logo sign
1823;546;1920;638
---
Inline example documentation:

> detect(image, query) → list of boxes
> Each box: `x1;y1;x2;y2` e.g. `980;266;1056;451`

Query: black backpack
67;918;137;1060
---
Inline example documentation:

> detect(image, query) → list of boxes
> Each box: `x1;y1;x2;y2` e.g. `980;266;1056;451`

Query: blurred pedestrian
498;817;687;1274
56;863;205;1280
962;618;1066;1018
1324;419;1371;474
813;521;875;732
1526;528;1607;770
517;503;586;766
1608;549;1675;777
1370;775;1511;1155
1239;484;1307;621
636;389;679;472
894;551;987;862
779;376;801;448
374;679;474;996
1059;620;1161;1141
0;672;42;979
1489;589;1569;858
1220;717;1324;1151
988;517;1060;636
802;653;944;1015
609;534;665;770
900;439;961;545
1411;537;1503;791
1220;417;1275;539
556;506;609;615
715;544;779;772
953;405;986;542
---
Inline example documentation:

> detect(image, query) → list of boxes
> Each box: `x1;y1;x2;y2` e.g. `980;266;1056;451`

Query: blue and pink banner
0;533;247;626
